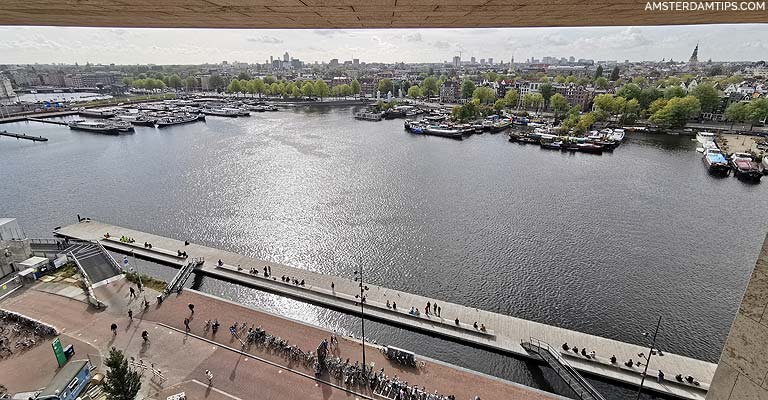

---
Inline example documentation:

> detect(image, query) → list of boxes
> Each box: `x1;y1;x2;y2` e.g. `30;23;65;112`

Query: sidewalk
0;280;562;400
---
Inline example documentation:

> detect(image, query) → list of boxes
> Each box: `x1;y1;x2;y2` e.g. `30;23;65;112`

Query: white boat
203;108;239;117
610;128;626;142
696;131;716;145
68;120;119;135
79;108;115;118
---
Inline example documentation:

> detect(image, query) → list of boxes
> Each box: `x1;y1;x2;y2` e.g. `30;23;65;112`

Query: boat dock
53;220;715;400
0;130;48;142
26;117;69;126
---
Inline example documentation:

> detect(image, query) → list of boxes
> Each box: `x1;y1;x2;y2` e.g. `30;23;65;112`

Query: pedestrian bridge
54;220;714;400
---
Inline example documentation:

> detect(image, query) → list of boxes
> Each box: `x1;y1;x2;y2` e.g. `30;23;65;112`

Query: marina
54;220;716;400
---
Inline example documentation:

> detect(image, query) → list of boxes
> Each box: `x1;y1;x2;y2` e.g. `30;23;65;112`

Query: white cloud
0;25;765;64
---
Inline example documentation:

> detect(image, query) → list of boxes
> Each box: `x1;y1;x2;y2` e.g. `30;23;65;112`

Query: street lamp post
635;315;662;400
353;268;369;374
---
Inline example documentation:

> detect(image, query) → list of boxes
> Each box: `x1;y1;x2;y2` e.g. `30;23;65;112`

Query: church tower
689;44;699;65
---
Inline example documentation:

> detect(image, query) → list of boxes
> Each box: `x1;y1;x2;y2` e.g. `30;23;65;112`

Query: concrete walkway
55;220;715;400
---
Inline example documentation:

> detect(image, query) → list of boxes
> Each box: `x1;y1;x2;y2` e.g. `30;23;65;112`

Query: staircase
521;337;607;400
164;257;203;296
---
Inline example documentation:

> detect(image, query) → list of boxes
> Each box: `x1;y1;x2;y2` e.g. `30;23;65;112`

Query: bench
560;350;710;390
217;263;496;338
103;237;187;260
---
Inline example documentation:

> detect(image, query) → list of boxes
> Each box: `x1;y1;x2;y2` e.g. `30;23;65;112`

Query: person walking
658;370;665;384
205;369;214;385
437;306;441;317
110;323;118;336
128;309;133;320
142;330;149;342
137;281;142;292
129;287;136;299
433;302;437;314
184;318;190;332
188;303;195;315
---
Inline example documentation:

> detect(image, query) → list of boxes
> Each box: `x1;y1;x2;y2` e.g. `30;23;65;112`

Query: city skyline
1;24;767;65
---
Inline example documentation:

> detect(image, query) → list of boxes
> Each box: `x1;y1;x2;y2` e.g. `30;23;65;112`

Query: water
2;107;767;398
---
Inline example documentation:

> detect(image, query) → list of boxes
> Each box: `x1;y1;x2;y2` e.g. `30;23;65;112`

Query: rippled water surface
2;106;767;398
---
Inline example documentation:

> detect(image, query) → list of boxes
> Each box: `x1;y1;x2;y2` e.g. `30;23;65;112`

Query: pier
26;117;69;126
54;220;715;400
0;130;48;142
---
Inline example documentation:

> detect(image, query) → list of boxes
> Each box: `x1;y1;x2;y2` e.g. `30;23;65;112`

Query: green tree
539;83;554;108
484;71;499;82
421;76;439;97
638;87;663;110
226;79;242;94
550;93;569;118
103;347;141;400
237;71;251;81
594;65;604;79
407;85;423;98
504;90;519;108
594;77;608;89
523;92;544;110
616;83;642;101
565;75;577;84
314;79;330;100
121;77;133;86
493;99;507;112
691;83;720;113
184;76;197;92
378;78;393;95
350;79;361;98
650;95;701;128
461;79;476;99
252;79;266;98
631;76;648;87
263;75;276;85
472;87;496;105
620;98;641;124
301;81;314;98
746;98;768;124
167;74;182;89
664;85;687;99
725;102;749;122
609;66;620;81
554;75;566;84
575;112;598;133
208;75;225;91
270;82;284;97
291;86;302;98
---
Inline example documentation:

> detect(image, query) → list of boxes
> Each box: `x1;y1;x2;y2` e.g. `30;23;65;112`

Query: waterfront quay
0;271;559;400
54;220;716;400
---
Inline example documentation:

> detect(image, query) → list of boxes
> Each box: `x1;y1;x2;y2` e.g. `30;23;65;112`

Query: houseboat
68;120;119;135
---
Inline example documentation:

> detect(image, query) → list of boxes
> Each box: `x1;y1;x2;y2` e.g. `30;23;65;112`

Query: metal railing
68;251;105;309
525;337;607;400
94;240;122;274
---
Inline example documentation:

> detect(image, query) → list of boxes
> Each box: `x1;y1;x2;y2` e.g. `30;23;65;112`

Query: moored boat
68;120;119;135
702;148;730;175
157;113;203;128
730;153;762;181
355;111;382;121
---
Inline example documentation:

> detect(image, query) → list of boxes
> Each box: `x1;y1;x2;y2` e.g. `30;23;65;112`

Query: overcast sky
0;24;766;65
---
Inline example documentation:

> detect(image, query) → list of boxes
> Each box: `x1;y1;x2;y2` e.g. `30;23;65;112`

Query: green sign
52;337;66;367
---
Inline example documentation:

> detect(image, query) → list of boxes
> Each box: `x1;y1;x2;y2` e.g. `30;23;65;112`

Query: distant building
439;80;459;103
488;58;493;65
283;52;290;62
353;58;359;67
452;56;461;68
552;83;595;111
329;59;339;67
0;77;15;99
471;56;476;64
